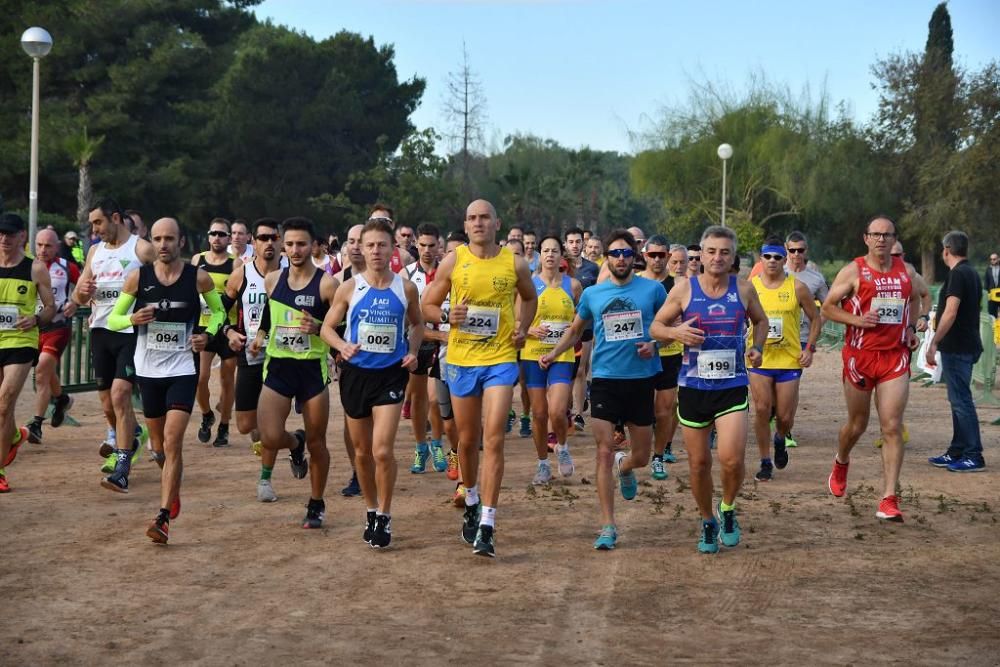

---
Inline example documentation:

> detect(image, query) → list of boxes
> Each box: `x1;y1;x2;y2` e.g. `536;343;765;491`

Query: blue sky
255;0;999;155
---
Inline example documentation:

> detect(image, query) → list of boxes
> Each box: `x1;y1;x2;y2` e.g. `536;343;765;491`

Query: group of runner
0;200;956;555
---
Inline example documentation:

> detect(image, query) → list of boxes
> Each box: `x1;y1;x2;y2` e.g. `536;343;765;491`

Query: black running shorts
411;343;438;376
590;377;655;427
677;385;749;429
653;354;682;391
90;328;137;391
339;362;409;419
204;330;237;360
0;346;38;368
137;374;197;419
263;356;329;404
235;363;264;412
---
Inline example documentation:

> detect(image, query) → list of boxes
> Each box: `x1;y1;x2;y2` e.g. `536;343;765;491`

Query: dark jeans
941;351;984;460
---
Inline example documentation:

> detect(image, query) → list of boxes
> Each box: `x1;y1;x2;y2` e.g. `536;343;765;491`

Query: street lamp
717;143;733;227
21;26;53;247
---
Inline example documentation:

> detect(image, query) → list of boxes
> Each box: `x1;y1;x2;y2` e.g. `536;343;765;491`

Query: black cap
0;213;26;233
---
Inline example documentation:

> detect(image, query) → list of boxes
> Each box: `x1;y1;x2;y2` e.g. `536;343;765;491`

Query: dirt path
3;350;999;665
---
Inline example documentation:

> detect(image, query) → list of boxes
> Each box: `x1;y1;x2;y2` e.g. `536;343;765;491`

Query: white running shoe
555;444;575;477
532;459;553;486
257;479;278;503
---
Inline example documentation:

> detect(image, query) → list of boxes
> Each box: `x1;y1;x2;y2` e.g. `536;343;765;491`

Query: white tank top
90;234;141;331
241;261;269;365
37;258;71;326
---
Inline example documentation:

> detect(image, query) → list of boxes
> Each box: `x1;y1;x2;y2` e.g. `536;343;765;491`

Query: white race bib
603;309;643;342
0;305;20;330
147;321;188;352
95;281;123;305
459;305;500;337
275;326;311;354
697;349;736;379
767;316;783;340
359;322;397;353
540;320;570;346
245;309;266;365
872;297;905;324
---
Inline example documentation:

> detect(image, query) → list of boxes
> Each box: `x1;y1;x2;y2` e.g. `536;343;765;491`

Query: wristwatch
808;343;817;353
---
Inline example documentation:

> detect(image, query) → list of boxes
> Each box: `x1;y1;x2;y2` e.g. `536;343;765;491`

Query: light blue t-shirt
577;276;666;379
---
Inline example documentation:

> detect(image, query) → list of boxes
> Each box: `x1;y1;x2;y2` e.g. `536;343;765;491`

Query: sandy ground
3;350;999;666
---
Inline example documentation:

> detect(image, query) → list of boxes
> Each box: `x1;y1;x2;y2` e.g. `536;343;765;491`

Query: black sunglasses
761;253;785;261
645;251;666;259
208;231;229;238
786;248;806;254
607;248;635;259
256;233;279;242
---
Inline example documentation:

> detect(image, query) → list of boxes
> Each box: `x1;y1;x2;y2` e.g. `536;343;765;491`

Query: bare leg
874;375;909;498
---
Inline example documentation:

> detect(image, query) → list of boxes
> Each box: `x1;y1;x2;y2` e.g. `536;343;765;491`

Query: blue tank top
344;272;409;369
679;275;748;390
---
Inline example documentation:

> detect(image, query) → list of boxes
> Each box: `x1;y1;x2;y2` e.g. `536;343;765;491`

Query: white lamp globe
717;143;733;160
21;27;53;58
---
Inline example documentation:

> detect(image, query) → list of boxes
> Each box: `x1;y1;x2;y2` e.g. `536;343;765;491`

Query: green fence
972;313;999;409
59;308;97;393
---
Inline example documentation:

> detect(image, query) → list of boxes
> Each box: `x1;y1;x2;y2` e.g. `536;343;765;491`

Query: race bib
96;281;123;305
603;310;642;342
540;320;570;346
147;321;188;352
359;322;397;353
872;297;905;325
200;294;211;317
459;305;500;337
697;349;736;379
275;326;311;354
0;305;20;330
767;316;783;340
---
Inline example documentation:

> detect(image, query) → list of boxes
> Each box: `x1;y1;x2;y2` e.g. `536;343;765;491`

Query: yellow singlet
750;274;801;370
521;274;575;363
447;244;518;366
639;271;682;357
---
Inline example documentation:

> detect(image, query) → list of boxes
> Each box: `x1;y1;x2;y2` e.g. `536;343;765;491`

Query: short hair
362;218;394;242
281;216;316;240
252;217;280;235
686;244;701;252
91;197;124;223
508;225;524;235
416;222;440;239
209;217;231;231
785;231;807;245
507;239;524;253
764;235;784;247
564;226;585;241
523;229;537;239
231;219;249;232
538;234;565;253
669;243;687;253
602;228;637;254
942;230;969;258
646;234;669;249
865;214;896;233
368;202;395;221
700;225;737;252
446;230;469;244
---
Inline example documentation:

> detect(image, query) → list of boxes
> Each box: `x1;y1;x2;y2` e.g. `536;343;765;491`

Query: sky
255;0;999;155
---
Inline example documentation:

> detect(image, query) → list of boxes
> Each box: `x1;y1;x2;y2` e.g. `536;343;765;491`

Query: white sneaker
532;460;553;485
257;479;278;503
555;445;575;478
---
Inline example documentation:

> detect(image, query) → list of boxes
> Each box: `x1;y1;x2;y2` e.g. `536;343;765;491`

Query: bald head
150;218;183;262
627;226;646;245
34;229;60;262
465;199;501;244
151;217;180;237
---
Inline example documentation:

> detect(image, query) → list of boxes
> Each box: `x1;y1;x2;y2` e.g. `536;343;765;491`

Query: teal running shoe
663;447;677;464
717;503;741;547
650;456;668;481
614;451;637;500
410;443;430;474
430;441;447;472
698;519;720;554
593;525;617;550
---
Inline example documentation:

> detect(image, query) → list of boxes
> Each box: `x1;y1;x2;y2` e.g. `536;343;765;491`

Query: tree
63;126;105;233
442;42;488;199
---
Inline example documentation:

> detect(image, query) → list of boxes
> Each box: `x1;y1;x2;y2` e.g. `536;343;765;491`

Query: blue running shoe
928;452;959;468
947;457;985;473
614;451;637;500
663;447;677;464
593;525;617;550
430;441;447;472
698;519;719;554
717;504;741;547
410;443;430;474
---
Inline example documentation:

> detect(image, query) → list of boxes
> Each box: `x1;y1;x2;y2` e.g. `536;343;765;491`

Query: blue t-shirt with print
577;276;666;379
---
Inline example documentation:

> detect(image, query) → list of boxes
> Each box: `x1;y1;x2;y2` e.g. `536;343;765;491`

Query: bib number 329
871;297;904;325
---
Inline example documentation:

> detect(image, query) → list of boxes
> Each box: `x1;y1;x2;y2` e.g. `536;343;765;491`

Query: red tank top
390;248;405;274
843;256;911;351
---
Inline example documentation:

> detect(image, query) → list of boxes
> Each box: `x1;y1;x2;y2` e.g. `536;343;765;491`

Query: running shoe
532;459;553;486
828;458;849;497
101;451;131;493
519;415;532;439
773;433;789;469
698;519;720;554
371;515;392;549
650;456;667;481
251;440;263;457
947;456;986;473
100;452;117;474
0;470;9;493
288;429;309;479
755;460;773;482
212;422;230;448
257;479;278;503
341;471;361;497
929;452;959;468
452;484;467;508
99;430;116;458
431;441;447;472
663;447;677;464
170;495;181;519
302;499;325;529
546;431;557;453
401;400;411;420
461;502;480;544
874;425;910;449
709;429;717;450
26;420;42;445
573;413;586;432
410;443;430;474
717;504;741;547
556;444;575;477
875;495;904;522
473;525;496;558
50;394;73;428
593;525;617;550
130;424;148;466
146;516;169;544
614;451;637;500
198;411;216;444
363;510;376;544
3;426;28;466
505;409;516;434
784;431;798;448
445;450;460;481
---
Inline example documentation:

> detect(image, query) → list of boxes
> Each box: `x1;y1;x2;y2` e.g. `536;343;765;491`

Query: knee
374;448;394;467
688;456;711;476
110;388;132;412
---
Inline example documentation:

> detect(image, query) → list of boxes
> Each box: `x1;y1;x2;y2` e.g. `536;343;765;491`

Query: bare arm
795;279;820;367
29;260;56;328
71;244;100;305
136;238;156;265
741;279;768;367
320;279;357;358
421;252;454;326
821;262;872;328
513;255;538;347
541;313;589;365
402;280;424;369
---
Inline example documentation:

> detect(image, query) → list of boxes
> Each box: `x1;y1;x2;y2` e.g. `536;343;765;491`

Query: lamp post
21;27;53;247
717;143;733;227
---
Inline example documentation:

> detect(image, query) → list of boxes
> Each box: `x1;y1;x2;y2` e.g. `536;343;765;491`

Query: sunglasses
891;252;903;257
208;231;229;238
607;248;635;259
368;216;393;224
689;256;701;261
255;233;279;242
786;248;806;254
761;253;785;261
645;251;666;259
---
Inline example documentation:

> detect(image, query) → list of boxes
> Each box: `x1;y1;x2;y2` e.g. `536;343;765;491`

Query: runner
25;229;80;444
686;244;702;278
222;218;283;502
0;213;55;493
333;224;365;497
72;198;155;486
105;218;225;542
227;219;255;262
651;225;768;553
523;229;539;273
434;231;467;506
322;218;423;548
821;216;920;522
542;229;665;549
251;217;338;529
421;200;537;558
564;227;600;433
367;203;413;274
312;236;336;275
747;238;821;482
521;235;582;485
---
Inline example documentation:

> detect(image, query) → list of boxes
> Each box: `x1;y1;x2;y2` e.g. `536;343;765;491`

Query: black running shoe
212;422;230;448
289;429;309;479
302;499;325;529
462;502;480;544
198;411;215;444
773;433;789;469
363;510;376;544
51;394;73;428
755;460;773;482
341;472;361;497
100;449;132;493
371;515;392;549
473;525;496;558
26;420;42;445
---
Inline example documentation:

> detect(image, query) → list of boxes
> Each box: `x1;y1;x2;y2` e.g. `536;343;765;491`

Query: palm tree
64;126;105;238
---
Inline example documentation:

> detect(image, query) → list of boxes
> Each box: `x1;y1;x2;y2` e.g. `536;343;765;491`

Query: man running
223;218;283;501
821;216;921;522
73;198;155;486
748;238;821;482
228;219;254;262
252;217;338;529
192;218;241;447
106;218;225;542
25;229;80;444
0;214;55;492
542;229;664;549
652;225;768;553
422;200;537;558
686;244;702;278
584;236;604;266
564;227;599;433
523;229;539;273
333;223;365;496
322;218;423;548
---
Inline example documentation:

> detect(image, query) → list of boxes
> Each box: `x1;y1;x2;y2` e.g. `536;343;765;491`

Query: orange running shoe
147;516;169;544
169;494;181;520
876;495;904;522
0;471;10;493
452;484;466;508
2;426;29;466
828;458;849;497
445;450;459;481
